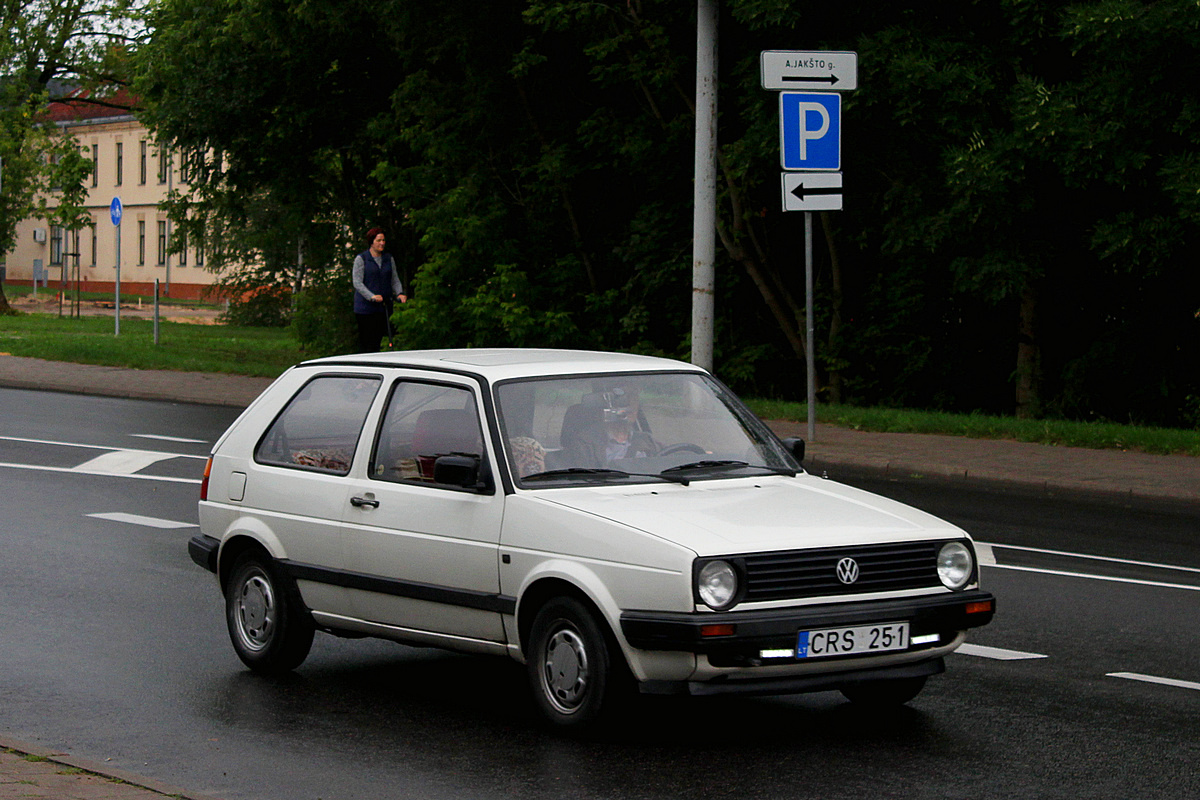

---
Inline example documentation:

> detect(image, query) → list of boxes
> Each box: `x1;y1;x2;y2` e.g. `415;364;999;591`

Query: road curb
0;734;225;800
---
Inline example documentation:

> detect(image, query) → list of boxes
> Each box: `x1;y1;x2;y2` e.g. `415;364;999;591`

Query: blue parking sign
779;92;840;171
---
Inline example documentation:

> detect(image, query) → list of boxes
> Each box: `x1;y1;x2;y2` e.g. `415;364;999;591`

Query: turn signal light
700;624;736;637
966;600;993;615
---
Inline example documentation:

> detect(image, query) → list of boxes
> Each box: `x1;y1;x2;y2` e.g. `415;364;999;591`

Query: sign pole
110;197;122;336
805;212;816;441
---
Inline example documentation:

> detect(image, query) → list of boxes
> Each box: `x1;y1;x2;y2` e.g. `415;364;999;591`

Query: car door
339;375;507;646
244;371;384;618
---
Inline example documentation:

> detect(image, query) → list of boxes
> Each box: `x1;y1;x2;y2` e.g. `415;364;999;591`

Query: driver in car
598;389;658;463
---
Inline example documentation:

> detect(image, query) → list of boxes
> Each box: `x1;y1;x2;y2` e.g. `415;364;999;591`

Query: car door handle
350;496;379;509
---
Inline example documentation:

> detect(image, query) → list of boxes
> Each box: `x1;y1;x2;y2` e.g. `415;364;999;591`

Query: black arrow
790;182;842;201
782;74;840;85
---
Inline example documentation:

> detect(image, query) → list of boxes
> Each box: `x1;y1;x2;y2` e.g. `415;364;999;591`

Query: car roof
297;348;706;382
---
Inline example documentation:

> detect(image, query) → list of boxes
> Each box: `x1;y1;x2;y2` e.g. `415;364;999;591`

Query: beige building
2;95;218;301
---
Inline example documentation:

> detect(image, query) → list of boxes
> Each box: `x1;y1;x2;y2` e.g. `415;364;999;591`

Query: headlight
937;541;974;590
697;560;738;609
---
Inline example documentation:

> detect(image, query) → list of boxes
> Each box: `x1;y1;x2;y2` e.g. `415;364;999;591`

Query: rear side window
255;375;381;475
370;381;483;484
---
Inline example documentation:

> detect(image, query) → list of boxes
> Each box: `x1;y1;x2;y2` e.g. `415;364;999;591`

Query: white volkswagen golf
190;349;994;727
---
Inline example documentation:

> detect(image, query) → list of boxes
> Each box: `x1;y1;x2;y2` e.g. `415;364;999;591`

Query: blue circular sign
110;197;123;226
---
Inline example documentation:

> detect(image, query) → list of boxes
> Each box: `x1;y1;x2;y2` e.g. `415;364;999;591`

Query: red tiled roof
43;86;138;123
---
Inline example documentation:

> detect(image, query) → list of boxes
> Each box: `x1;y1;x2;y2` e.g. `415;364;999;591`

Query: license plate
797;622;909;659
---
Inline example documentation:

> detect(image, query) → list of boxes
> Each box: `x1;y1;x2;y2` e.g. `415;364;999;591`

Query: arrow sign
761;51;858;92
781;172;843;212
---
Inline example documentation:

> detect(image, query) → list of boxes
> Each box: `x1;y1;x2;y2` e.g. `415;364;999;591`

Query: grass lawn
0;312;301;378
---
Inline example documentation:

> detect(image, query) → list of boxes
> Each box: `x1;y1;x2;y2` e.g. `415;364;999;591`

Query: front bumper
620;589;995;667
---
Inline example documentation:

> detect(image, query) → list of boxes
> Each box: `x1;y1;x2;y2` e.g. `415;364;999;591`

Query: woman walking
352;227;407;352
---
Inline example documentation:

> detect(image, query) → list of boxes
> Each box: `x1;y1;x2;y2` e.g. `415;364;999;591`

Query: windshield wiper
523;467;691;485
662;460;797;478
662;459;749;473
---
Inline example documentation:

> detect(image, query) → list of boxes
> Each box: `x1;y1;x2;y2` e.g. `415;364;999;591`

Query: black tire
527;596;627;728
225;552;314;674
839;675;927;707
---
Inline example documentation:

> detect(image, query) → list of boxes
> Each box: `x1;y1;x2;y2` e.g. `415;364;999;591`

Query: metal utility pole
691;0;718;372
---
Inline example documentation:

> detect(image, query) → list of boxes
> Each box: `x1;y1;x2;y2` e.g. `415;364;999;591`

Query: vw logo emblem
836;557;860;585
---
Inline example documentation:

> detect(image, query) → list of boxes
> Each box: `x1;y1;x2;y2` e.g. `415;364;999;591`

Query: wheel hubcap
236;572;276;651
542;626;589;713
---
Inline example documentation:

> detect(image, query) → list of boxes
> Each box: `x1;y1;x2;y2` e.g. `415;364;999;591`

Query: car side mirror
781;437;805;463
433;454;484;490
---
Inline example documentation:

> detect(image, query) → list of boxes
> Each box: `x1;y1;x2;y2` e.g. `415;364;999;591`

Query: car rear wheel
225;552;314;674
527;596;626;728
840;675;927;706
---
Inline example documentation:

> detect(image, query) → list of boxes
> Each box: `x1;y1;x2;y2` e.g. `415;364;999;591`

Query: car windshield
495;371;799;487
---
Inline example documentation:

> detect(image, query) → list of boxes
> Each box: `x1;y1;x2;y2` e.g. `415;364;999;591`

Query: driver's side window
369;381;483;485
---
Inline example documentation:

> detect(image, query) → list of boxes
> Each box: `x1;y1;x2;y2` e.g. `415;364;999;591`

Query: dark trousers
355;311;390;353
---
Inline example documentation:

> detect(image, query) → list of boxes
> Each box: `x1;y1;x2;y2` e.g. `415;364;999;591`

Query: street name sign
760;50;857;92
781;172;843;211
779;92;840;171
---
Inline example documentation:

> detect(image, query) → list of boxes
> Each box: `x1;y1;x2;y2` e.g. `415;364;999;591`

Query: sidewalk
1;353;1198;800
0;736;217;800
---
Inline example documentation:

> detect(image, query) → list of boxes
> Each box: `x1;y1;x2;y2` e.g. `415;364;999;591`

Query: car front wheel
225;552;314;674
527;596;625;728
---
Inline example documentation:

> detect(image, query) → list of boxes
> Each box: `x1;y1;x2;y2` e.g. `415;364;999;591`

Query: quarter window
255;375;382;475
370;381;484;485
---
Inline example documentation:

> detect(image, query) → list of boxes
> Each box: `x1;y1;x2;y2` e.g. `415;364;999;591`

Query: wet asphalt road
1;387;1198;800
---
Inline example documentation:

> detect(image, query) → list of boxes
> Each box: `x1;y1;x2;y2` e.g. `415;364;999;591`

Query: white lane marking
986;563;1200;593
0;461;201;485
980;542;1200;576
131;434;208;444
1107;672;1200;692
956;643;1048;660
87;512;197;529
0;435;207;460
74;450;176;474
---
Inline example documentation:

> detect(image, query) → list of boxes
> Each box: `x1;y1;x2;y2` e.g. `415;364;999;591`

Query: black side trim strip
281;560;517;615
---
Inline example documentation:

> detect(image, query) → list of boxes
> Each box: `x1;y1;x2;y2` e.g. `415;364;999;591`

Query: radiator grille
741;541;946;601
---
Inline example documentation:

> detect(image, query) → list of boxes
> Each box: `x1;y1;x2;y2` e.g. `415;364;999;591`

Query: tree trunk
0;283;12;315
1015;285;1042;418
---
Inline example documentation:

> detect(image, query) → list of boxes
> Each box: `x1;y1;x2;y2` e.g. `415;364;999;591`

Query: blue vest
354;251;395;314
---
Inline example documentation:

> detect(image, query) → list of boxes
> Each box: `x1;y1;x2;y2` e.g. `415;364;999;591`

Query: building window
91;144;99;187
157;148;169;185
157;221;167;265
115;141;123;186
50;226;64;265
139;141;147;184
196;241;204;267
179;229;188;266
137;220;145;265
90;224;97;266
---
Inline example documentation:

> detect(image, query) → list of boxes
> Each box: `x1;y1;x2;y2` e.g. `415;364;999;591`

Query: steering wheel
657;442;707;457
